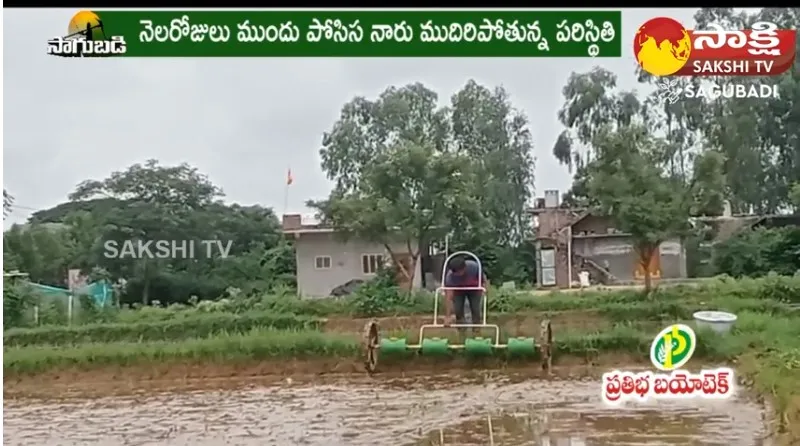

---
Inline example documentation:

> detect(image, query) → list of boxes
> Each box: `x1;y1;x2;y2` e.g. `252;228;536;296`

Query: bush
4;312;323;347
713;227;800;277
342;266;430;317
3;282;34;328
698;274;800;304
6;274;799;329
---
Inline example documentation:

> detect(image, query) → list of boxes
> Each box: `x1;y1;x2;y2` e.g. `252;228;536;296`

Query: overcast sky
3;8;709;228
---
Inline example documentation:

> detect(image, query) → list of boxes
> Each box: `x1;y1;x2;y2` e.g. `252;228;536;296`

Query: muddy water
4;374;769;446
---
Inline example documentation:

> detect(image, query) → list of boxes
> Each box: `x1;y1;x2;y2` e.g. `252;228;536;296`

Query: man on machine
443;256;489;336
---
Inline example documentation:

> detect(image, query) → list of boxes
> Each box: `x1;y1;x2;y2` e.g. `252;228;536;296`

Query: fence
25;281;113;325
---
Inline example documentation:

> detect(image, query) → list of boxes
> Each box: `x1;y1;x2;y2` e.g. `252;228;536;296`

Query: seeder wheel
363;320;379;373
540;319;553;372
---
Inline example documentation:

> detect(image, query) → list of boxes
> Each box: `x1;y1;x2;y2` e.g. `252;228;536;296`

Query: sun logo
67;10;107;41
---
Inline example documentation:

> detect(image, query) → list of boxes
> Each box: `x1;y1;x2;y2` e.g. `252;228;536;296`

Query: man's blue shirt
444;259;483;288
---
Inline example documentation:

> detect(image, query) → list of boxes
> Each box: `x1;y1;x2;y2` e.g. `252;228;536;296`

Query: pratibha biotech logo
650;324;696;371
602;324;734;405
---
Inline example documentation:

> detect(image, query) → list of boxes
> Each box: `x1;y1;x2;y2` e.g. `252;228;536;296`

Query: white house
282;214;422;298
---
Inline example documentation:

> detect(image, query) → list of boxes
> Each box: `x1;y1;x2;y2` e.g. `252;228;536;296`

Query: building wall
571;214;622;236
294;232;422;298
534;211;688;287
533;209;584;288
571;236;687;281
535;209;582;237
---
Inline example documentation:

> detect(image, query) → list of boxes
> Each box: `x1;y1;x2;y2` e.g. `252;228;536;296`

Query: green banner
76;10;621;57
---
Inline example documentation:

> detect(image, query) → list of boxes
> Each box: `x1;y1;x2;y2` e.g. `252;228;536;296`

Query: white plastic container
693;311;737;334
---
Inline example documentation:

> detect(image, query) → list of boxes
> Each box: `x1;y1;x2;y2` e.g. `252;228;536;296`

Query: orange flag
286;168;293;185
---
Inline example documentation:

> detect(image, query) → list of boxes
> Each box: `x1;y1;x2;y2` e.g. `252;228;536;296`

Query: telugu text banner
94;10;622;57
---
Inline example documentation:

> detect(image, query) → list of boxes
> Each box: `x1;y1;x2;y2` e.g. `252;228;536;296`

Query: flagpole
283;183;289;215
283;166;291;215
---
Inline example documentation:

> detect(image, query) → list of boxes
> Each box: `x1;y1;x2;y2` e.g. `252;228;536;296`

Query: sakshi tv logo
47;10;127;58
634;17;796;77
601;324;735;405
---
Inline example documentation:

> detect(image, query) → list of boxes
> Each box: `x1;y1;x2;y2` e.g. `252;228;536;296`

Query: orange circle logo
634;17;692;76
67;10;107;41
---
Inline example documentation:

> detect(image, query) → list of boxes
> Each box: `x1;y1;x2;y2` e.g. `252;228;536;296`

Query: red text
675;22;795;76
602;368;734;405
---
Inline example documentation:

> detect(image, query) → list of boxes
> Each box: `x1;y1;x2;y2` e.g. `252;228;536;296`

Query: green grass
9;274;798;329
3;288;797;349
5;312;795;376
5;293;794;347
3;312;324;347
714;313;800;413
3;329;361;375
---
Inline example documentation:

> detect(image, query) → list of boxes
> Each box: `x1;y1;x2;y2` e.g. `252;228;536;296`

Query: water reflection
4;374;766;446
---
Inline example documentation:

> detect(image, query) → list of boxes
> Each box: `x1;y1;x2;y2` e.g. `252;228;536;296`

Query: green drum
507;337;536;357
380;337;408;355
464;337;493;357
421;337;449;356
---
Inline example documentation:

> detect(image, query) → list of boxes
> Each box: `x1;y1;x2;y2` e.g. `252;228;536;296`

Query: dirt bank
4;353;646;400
4;372;768;446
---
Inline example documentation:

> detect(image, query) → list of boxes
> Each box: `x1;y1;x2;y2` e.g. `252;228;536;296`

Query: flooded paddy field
4;372;770;446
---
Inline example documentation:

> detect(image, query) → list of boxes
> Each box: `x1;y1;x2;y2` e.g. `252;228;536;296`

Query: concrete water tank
544;190;560;208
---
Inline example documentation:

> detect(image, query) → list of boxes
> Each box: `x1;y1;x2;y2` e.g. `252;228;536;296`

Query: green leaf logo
649;324;696;371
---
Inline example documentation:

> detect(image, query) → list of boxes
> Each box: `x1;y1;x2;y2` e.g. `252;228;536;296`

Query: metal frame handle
417;250;500;345
435;251;486;325
439;251;484;290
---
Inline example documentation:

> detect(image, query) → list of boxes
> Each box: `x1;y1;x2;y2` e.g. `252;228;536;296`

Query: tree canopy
550;8;799;289
3;189;14;219
4;160;295;305
310;80;537;287
557;8;799;217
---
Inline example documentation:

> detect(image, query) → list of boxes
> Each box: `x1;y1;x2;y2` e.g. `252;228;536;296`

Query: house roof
281;213;425;239
283;227;335;235
754;214;800;228
528;206;588;215
282;213;335;235
564;210;593;228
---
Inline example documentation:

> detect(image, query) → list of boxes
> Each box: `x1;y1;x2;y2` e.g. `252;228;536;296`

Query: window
361;254;384;275
540;248;556;286
314;256;331;270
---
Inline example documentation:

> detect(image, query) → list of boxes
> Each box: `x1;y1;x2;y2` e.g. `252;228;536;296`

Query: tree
66;160;224;304
313;142;477;289
3;189;14;218
449;80;536;246
316;81;537;286
3;223;74;287
713;227;800;277
653;8;800;214
552;68;642;211
28;198;121;224
319;83;449;194
586;124;691;292
790;183;800;211
552;68;641;173
689;150;727;216
5;162;294;305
